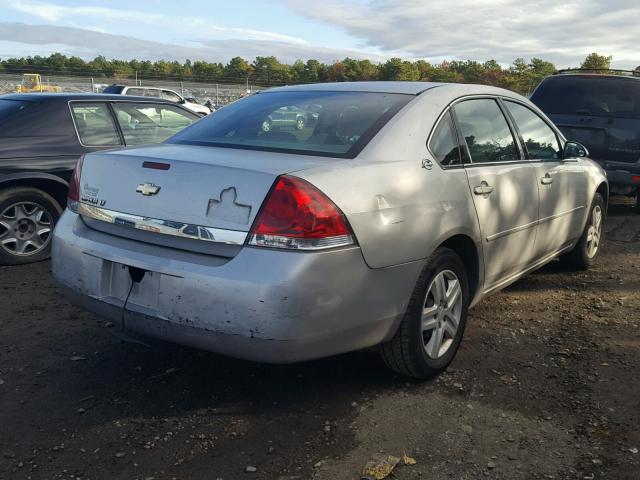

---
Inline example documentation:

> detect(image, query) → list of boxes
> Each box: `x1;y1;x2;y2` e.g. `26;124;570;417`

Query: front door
454;98;540;290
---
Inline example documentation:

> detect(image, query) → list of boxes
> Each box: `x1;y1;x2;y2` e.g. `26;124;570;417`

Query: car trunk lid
78;144;339;256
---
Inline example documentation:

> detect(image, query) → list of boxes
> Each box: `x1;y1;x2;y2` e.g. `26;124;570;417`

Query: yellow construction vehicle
15;74;62;93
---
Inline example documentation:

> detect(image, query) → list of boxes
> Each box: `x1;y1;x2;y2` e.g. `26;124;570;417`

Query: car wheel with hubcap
380;247;469;379
560;192;605;270
0;187;62;265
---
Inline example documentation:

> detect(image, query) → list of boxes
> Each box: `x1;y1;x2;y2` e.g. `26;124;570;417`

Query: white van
103;85;212;116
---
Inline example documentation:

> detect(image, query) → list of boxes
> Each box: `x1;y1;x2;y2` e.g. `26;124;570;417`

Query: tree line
0;51;630;95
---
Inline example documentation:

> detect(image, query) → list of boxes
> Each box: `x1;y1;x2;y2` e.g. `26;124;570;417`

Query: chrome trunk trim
76;203;248;246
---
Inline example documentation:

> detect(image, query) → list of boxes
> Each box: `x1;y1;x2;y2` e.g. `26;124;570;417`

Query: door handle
473;184;494;195
541;174;553;185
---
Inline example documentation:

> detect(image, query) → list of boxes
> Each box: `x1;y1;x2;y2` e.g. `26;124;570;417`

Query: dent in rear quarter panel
296;89;483;270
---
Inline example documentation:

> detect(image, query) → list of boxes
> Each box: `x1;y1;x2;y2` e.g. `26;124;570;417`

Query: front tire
380;247;470;379
0;187;62;265
560;193;605;270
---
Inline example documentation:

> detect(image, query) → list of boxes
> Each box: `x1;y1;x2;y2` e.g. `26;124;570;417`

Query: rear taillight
248;175;355;250
67;154;85;212
632;175;640;183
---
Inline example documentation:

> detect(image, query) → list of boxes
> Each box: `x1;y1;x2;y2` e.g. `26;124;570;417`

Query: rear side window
125;87;144;96
71;102;121;146
531;76;640;119
168;91;412;158
429;111;462;166
112;102;198;145
453;99;519;163
504;101;561;160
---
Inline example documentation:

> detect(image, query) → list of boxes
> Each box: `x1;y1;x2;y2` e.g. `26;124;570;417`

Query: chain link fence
0;73;264;105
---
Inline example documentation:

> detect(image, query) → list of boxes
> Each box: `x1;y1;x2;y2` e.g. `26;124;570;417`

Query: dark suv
531;70;640;209
0;93;199;265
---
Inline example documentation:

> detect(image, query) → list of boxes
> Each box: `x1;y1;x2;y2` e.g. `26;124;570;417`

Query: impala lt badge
136;182;161;196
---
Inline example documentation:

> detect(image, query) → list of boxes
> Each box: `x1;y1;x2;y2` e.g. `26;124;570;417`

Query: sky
0;0;639;68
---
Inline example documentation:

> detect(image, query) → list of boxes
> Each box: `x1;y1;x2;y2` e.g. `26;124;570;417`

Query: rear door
503;100;587;259
453;98;540;290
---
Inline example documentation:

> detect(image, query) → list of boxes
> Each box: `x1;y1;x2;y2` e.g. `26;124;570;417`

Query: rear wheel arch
438;234;481;300
0;176;69;210
595;182;608;212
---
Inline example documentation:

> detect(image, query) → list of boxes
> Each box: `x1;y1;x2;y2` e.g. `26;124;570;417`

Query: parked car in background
102;85;212;116
53;82;607;378
0;93;199;265
531;70;640;210
260;105;318;132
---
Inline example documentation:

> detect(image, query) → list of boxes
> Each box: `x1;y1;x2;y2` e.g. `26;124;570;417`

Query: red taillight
632;175;640;183
67;154;85;210
248;176;354;250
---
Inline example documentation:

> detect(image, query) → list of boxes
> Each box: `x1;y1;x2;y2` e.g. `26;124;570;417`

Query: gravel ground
0;198;638;480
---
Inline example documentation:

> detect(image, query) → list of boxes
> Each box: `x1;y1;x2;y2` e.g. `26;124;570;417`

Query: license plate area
101;261;160;310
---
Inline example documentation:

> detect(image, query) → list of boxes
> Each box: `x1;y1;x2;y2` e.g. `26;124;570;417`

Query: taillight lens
632;175;640;183
67;154;85;212
248;175;355;250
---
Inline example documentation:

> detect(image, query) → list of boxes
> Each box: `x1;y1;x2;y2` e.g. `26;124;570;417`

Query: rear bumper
52;211;421;363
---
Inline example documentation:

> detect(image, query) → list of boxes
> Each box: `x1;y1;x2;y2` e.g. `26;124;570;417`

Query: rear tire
560;193;605;270
0;187;62;266
380;247;469;379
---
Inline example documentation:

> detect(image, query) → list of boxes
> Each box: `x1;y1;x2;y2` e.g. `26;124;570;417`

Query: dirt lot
1;198;639;480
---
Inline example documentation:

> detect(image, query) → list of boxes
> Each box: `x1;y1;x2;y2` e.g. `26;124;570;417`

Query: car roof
548;73;640;82
262;81;526;99
264;81;446;95
0;92;171;102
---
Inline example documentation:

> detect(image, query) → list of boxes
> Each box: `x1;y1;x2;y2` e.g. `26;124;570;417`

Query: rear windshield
531;76;640;119
168;91;413;158
0;99;35;122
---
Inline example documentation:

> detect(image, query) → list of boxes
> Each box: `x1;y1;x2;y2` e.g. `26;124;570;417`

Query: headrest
336;107;374;138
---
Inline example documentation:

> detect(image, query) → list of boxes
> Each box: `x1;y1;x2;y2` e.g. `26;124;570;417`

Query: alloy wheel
0;201;53;256
421;269;463;359
586;204;602;259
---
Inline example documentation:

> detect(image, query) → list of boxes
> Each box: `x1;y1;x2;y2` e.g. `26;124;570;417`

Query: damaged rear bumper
52;210;421;363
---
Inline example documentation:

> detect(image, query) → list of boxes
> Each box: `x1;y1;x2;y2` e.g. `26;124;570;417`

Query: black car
0;93;200;265
531;70;640;209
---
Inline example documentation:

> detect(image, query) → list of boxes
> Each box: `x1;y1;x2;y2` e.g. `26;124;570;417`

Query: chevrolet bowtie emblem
136;182;161;196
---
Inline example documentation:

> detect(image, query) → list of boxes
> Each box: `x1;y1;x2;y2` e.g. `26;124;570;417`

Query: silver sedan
52;82;607;378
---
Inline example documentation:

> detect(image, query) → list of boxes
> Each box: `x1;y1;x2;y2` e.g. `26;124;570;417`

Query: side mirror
563;141;589;159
